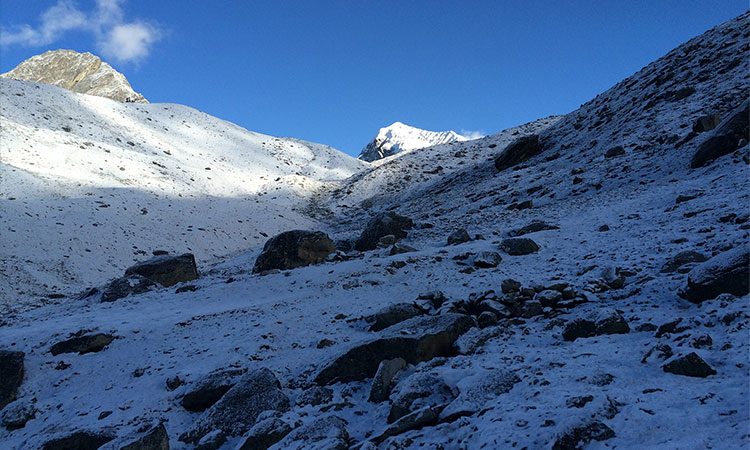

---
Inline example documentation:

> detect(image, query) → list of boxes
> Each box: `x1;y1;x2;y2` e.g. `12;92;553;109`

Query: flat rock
0;350;24;410
314;313;475;385
180;368;290;443
663;352;716;377
252;230;334;273
50;332;114;356
125;253;199;287
680;246;750;302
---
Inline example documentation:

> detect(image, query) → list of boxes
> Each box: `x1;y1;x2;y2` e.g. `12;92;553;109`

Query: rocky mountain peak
358;121;470;162
1;49;147;103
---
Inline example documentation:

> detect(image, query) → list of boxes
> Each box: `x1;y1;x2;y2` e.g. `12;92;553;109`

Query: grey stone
388;373;453;423
274;415;349;450
446;229;471;246
508;220;559;237
372;406;439;445
680;246;750;303
101;274;156;302
663;352;716;377
660;251;709;273
440;370;518;421
500;238;540;255
369;303;423;331
99;423;169;450
237;416;291;450
552;421;615;450
536;290;563;308
296;386;333;407
181;368;243;412
355;212;414;252
473;251;502;268
1;399;35;430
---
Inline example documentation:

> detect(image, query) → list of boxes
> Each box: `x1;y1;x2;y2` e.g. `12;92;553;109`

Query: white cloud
0;0;162;64
460;129;486;140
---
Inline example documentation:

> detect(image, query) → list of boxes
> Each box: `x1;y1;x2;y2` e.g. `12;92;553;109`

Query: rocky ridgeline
1;49;147;103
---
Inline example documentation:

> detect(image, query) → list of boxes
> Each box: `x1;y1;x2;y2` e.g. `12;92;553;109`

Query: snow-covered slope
358;121;470;162
0;78;368;310
1;49;148;103
0;12;748;450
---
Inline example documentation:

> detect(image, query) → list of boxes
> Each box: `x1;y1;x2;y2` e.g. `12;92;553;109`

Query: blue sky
1;1;746;156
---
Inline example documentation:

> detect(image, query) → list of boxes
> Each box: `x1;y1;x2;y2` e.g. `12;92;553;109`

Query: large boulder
125;253;199;287
179;368;290;443
315;313;475;385
273;415;349;450
388;372;454;423
0;350;24;410
181;368;243;412
663;352;716;378
446;229;471;246
494;134;543;171
562;309;629;341
354;212;414;252
101;274;156;303
691;100;749;168
252;230;334;273
679;246;750;303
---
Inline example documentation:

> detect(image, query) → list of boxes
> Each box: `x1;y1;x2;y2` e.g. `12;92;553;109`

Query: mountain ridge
358;121;470;162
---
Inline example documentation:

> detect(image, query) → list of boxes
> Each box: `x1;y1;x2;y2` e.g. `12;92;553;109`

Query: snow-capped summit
358;121;471;162
1;49;147;103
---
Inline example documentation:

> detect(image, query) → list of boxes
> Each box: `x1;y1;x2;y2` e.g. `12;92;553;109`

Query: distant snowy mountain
1;49;148;103
0;78;367;309
358;121;471;162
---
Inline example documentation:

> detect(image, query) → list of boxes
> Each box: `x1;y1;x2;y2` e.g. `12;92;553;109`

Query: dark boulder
446;229;471;246
125;253;199;287
252;230;335;273
604;146;625;158
179;368;290;443
552;421;615;450
42;431;115;450
101;274;156;302
691;100;749;168
473;251;502;268
369;303;423;331
0;350;24;410
494;134;543;171
563;309;629;341
50;333;114;356
181;368;243;412
500;238;540;256
355;212;414;251
663;352;716;377
679;246;750;303
315;313;475;385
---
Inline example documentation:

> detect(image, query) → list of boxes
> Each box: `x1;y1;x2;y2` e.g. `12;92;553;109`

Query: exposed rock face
180;368;290;443
315;313;475;385
691;100;749;168
125;253;199;287
1;50;147;103
679;246;750;302
359;121;469;162
252;230;335;273
494;134;543;171
0;350;24;411
354;212;414;252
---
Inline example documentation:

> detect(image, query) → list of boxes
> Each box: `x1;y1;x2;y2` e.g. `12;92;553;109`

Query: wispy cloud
460;129;486;140
0;0;163;64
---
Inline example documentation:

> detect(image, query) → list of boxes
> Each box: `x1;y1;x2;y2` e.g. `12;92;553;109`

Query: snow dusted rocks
315;313;475;385
180;368;244;412
440;369;519;421
562;309;630;341
274;415;349;450
691;99;750;168
236;415;291;450
680;246;750;303
252;230;335;273
446;229;472;246
368;358;407;403
500;238;540;255
98;422;169;450
552;421;615;450
124;253;199;288
354;212;415;251
180;368;289;443
369;303;423;331
494;134;543;171
0;350;24;410
387;372;454;423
